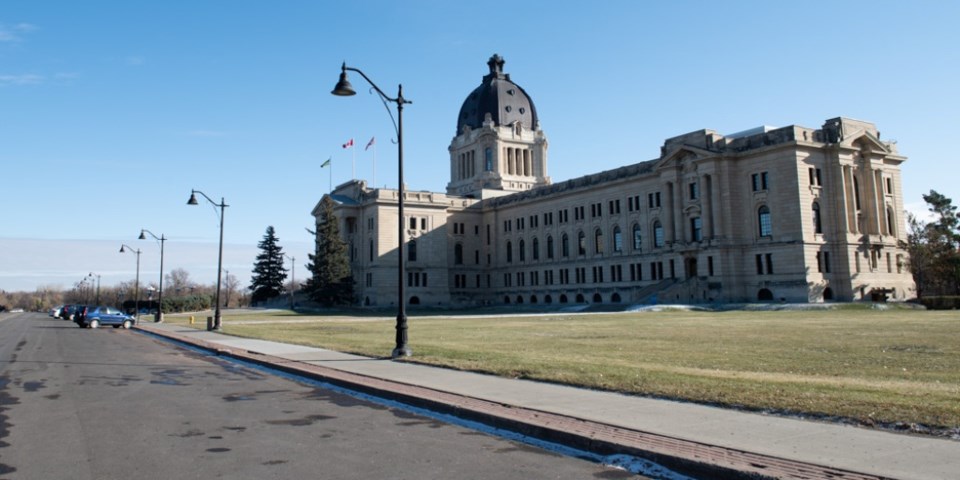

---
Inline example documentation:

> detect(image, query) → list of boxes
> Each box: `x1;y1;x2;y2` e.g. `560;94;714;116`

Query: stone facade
313;57;914;307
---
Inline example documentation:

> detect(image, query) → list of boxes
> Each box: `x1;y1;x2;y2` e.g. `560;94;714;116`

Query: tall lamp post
119;244;141;322
283;253;295;311
88;272;101;305
187;189;227;331
332;62;412;358
139;229;167;322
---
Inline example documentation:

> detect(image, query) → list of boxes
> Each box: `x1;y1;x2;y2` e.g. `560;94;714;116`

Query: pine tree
249;226;288;304
304;198;354;306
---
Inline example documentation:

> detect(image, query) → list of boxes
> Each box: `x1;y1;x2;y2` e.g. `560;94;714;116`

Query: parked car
60;304;81;321
49;305;64;317
78;306;135;329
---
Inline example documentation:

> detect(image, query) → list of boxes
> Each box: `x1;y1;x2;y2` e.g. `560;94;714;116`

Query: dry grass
165;307;960;431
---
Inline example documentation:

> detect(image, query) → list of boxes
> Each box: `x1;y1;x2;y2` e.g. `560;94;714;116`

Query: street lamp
88;273;101;305
119;244;141;322
283;253;295;311
187;189;227;331
332;62;412;358
139;229;167;322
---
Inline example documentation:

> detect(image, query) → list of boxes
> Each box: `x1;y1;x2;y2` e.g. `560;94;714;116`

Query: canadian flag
342;138;354;149
365;137;375;150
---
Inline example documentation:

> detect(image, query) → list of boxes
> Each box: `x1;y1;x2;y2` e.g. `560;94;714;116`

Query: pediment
653;145;715;173
840;130;890;155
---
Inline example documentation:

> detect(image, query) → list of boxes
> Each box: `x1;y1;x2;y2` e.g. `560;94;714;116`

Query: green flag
320;157;331;168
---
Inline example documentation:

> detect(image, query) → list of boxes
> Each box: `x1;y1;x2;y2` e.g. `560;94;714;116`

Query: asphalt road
0;312;646;479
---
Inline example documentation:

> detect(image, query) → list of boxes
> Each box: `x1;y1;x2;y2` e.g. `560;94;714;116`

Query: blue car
78;306;136;329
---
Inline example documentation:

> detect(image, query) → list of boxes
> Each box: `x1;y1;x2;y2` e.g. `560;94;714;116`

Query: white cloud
0;22;37;42
0;74;43;86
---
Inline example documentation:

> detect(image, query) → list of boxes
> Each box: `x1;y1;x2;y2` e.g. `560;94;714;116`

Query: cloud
0;22;37;42
0;74;43;86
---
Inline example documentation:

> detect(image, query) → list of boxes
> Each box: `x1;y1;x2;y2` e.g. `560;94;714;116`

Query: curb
136;325;894;480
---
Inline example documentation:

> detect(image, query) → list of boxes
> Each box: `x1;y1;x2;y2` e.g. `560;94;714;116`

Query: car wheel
122;319;133;329
88;319;100;329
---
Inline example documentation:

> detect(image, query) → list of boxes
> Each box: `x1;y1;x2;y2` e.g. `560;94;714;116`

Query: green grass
164;308;960;433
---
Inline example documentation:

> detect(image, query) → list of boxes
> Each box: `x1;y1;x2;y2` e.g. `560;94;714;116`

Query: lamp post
187;189;227;331
89;273;101;305
332;62;412;358
283;253;295;311
119;244;141;322
139;229;167;322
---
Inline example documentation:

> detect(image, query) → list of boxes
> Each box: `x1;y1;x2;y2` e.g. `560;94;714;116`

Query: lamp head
332;63;356;96
187;191;199;205
119;245;127;253
138;230;147;240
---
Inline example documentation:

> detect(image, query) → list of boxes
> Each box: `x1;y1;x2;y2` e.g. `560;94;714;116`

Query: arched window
532;237;540;261
506;241;513;263
653;221;664;248
632;224;642;251
613;226;623;252
592;293;603;303
519;239;526;262
758;206;772;237
594;229;604;254
454;243;463;265
559;294;568;304
408;240;417;262
576;293;585;303
812;202;822;234
561;233;570;257
546;235;554;259
578;231;587;255
611;293;621;303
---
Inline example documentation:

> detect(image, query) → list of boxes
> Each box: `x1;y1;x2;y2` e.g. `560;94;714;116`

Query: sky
2;1;958;293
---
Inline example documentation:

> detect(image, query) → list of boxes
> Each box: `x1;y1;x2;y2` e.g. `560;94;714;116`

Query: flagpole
352;135;357;180
372;140;377;187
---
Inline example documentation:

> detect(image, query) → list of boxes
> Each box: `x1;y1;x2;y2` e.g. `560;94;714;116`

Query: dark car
78;306;135;329
60;304;84;321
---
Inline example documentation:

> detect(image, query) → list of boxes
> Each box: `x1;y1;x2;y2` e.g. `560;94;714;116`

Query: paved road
0;313;648;479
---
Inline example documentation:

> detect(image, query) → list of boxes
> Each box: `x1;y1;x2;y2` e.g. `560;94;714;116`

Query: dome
457;54;539;134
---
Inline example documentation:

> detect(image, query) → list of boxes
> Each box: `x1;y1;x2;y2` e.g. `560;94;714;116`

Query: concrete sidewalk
136;323;958;480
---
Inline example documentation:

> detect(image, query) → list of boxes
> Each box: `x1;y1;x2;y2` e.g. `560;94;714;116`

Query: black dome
457;54;538;134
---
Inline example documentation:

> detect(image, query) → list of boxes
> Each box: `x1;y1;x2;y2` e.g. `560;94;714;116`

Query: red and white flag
342;138;354;149
365;137;375;151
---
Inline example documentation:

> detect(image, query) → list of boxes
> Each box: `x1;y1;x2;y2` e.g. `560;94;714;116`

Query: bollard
207;316;213;330
189;315;194;325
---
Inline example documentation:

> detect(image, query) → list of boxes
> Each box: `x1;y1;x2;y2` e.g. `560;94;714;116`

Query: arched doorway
575;293;585;303
611;293;621;303
559;294;568;304
592;293;602;303
409;296;421;305
823;287;834;301
516;295;524;304
504;296;511;304
530;295;538;304
757;289;774;301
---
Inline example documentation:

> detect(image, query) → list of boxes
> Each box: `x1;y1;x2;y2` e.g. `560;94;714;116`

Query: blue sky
2;1;958;293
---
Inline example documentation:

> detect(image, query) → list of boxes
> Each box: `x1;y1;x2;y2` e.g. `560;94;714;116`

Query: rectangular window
421;218;427;230
689;182;699;200
816;252;823;273
756;254;764;275
707;256;714;276
765;253;773;275
886;177;893;195
669;259;675;279
691;217;702;242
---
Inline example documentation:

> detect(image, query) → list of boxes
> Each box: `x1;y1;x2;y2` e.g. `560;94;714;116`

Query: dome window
519;107;525;114
505;105;512;112
507;88;516;95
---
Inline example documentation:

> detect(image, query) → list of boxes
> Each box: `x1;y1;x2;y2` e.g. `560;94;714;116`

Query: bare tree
223;272;240;308
165;268;192;295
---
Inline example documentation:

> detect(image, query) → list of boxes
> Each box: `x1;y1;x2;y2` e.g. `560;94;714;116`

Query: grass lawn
164;307;960;434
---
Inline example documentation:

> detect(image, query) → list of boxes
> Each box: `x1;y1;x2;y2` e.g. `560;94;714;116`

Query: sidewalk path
136;323;958;480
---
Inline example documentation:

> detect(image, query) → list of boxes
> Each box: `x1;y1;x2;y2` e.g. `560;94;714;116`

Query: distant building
313;55;914;307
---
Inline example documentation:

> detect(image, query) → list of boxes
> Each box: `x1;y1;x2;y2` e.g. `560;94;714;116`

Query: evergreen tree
905;190;960;297
249;226;288;304
304;198;354;306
